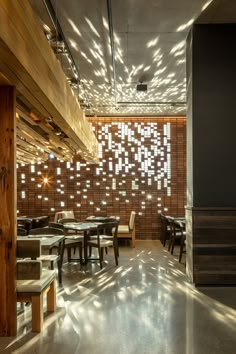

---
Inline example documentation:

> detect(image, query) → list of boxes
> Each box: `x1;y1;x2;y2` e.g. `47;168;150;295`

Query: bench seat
17;269;56;332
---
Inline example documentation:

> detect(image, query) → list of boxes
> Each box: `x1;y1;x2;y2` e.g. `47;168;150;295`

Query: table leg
84;230;88;264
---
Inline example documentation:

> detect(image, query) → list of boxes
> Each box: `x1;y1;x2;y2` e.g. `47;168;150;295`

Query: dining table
63;222;103;263
86;216;120;223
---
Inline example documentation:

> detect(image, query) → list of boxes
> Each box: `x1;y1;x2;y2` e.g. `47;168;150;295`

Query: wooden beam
0;86;17;336
16;108;75;159
0;0;98;162
0;72;10;85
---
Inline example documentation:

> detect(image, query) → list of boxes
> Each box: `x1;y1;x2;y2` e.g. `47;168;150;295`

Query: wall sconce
42;176;53;187
43;177;49;184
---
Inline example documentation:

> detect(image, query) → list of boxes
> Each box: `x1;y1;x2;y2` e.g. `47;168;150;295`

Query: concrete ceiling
30;0;216;117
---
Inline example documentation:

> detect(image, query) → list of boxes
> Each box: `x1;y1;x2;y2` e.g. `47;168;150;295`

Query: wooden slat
16;108;75;159
0;86;17;336
0;0;98;162
0;71;10;85
16;119;72;161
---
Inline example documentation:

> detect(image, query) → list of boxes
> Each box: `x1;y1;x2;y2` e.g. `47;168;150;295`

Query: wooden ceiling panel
0;0;98;163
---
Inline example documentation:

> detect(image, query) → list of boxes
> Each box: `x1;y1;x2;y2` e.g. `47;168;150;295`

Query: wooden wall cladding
17;117;186;240
186;207;236;285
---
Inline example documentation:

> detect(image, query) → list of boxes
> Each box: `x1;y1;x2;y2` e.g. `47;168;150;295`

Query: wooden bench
16;240;57;332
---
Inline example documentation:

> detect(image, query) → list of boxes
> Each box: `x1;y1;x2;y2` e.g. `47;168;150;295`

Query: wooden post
0;86;17;336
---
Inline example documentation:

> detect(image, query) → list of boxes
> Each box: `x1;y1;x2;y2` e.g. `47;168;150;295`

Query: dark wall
17;117;186;239
188;24;236;207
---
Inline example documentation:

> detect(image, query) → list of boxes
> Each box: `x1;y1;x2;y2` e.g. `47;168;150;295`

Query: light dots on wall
17;119;186;239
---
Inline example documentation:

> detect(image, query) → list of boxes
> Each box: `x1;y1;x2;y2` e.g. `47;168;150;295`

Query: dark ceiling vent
136;83;147;92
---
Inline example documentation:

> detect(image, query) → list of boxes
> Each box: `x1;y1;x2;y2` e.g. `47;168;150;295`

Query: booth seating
117;211;136;247
16;239;57;332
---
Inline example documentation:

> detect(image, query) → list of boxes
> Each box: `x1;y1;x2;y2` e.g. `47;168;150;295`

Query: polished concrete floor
1;240;236;354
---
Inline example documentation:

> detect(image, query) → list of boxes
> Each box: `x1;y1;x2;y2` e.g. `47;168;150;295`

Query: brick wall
17;117;186;239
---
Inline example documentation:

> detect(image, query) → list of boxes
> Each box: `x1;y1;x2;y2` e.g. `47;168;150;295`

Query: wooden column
186;24;236;284
0;86;17;336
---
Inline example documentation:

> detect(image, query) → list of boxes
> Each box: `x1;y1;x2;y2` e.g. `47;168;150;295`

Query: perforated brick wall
17;117;186;239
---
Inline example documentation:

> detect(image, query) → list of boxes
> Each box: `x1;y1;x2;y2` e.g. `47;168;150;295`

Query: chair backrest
17;239;41;259
58;218;78;224
54;210;75;222
54;212;63;222
31;216;49;229
129;211;136;231
17;227;27;236
96;221;119;239
62;210;75;218
29;227;64;235
48;222;65;231
104;220;119;237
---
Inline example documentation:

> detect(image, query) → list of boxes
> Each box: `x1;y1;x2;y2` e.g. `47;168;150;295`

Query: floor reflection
1;241;236;354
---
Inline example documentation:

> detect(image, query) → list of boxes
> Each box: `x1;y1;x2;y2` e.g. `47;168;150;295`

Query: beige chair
117;211;136;247
54;210;75;222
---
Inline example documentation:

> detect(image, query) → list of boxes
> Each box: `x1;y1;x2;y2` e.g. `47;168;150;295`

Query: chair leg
163;236;166;247
67;247;71;262
179;237;185;263
115;239;119;257
163;232;168;247
171;236;176;255
79;245;83;263
114;245;118;266
98;247;103;269
168;237;172;252
57;259;62;284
